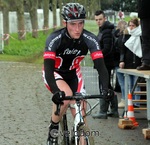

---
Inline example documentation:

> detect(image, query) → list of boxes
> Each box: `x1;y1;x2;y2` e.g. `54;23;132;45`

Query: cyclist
42;3;114;145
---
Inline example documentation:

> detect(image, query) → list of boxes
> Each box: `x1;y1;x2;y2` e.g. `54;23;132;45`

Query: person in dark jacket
92;10;119;119
137;0;150;70
119;18;142;107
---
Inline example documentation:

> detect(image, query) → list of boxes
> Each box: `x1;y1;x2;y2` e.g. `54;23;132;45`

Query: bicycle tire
77;125;94;145
58;119;63;145
58;117;70;145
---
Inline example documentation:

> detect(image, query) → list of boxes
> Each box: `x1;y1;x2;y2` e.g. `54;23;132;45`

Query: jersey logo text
63;48;81;56
48;34;61;50
43;52;56;59
91;51;103;60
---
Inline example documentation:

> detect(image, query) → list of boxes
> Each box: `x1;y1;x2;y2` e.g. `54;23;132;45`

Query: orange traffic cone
124;93;139;127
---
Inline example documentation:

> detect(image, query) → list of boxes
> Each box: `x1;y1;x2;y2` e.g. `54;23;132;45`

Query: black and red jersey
44;28;103;70
43;28;109;94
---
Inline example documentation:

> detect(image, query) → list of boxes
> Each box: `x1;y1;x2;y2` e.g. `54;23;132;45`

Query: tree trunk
3;8;9;45
52;0;57;31
0;0;9;44
28;0;38;38
43;0;49;34
91;0;98;19
58;0;63;27
15;0;26;40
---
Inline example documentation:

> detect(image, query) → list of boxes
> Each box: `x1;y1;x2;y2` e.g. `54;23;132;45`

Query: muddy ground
0;61;150;145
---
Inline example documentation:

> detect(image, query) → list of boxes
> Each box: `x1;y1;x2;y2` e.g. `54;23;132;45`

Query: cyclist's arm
44;58;60;94
83;30;109;90
43;30;62;94
93;58;109;90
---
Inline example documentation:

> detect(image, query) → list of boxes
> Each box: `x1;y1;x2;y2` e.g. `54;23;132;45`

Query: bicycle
53;93;104;145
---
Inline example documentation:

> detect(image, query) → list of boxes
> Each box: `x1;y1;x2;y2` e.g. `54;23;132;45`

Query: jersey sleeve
83;30;104;60
93;58;109;91
43;31;62;94
83;30;109;91
44;59;60;94
44;31;62;59
90;51;104;60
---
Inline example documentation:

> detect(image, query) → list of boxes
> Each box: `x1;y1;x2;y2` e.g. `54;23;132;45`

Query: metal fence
81;55;99;95
81;66;99;95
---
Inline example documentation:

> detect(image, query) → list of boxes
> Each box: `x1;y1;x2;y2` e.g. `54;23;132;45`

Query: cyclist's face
64;20;84;39
95;14;106;27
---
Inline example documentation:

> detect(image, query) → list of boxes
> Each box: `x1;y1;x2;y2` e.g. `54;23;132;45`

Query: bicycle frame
60;100;85;145
72;100;85;145
58;94;104;145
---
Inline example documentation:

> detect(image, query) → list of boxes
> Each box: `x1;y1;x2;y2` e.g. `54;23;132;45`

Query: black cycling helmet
62;3;86;21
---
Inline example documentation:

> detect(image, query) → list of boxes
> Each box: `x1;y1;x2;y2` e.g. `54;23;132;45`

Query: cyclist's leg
81;100;87;123
43;70;74;120
52;80;73;121
69;67;87;121
47;79;73;144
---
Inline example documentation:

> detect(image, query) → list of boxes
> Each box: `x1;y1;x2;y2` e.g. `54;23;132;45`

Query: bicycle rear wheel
77;125;94;145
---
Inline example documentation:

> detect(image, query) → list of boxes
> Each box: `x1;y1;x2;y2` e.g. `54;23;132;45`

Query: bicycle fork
73;102;85;145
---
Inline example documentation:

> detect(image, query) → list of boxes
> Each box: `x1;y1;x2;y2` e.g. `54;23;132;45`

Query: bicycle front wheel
77;125;94;145
58;115;70;145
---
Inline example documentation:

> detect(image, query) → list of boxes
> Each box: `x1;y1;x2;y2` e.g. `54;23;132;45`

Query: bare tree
14;0;26;40
43;0;49;34
58;0;63;27
0;0;9;44
91;0;100;19
25;0;38;38
37;0;43;9
52;0;57;31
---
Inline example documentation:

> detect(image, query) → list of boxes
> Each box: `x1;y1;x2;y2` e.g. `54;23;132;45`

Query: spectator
137;0;150;70
114;20;128;108
119;18;142;107
92;10;119;119
118;10;124;20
